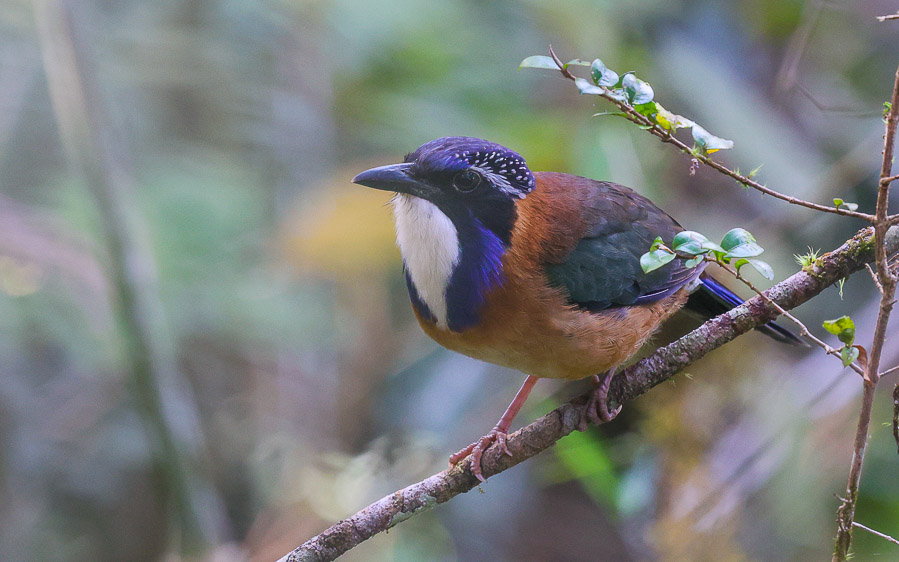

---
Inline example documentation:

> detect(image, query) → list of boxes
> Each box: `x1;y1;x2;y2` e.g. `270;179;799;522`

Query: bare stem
851;522;899;546
713;259;866;376
893;384;899;455
831;63;899;562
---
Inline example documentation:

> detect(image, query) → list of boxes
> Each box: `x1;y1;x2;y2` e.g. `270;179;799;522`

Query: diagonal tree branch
282;225;899;562
544;47;876;222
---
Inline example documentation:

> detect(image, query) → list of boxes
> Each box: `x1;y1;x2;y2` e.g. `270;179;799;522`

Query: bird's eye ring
453;170;481;192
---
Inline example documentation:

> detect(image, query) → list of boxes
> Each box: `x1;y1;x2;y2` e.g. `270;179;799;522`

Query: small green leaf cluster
794;247;821;268
822;315;858;367
519;55;734;156
640;228;773;280
832;198;858;212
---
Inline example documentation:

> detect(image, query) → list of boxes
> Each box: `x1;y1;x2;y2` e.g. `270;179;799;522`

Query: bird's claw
577;370;622;431
449;428;512;482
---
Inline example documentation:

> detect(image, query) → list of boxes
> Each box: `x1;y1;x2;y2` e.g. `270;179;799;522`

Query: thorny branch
283;226;899;562
832;63;899;562
546;46;876;222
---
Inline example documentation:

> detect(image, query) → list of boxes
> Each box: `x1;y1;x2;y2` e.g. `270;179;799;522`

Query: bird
352;136;801;481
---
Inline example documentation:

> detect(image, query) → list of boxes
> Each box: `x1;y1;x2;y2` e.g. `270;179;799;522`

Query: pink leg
578;369;622;431
449;375;539;482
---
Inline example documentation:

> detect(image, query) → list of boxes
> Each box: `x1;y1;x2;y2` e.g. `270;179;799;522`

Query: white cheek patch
392;195;460;328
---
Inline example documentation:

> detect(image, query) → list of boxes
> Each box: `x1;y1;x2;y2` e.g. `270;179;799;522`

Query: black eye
452;170;481;193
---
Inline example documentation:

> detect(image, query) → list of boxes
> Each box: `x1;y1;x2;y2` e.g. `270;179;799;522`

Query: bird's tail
686;275;806;346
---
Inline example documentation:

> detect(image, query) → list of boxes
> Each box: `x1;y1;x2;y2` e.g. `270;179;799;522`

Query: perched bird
353;136;800;481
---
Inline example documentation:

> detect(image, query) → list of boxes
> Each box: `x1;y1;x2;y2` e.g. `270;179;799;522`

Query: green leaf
672;231;709;256
590;58;619;87
606;89;629;102
634;101;659;119
640;248;675;273
747;164;764;179
614;71;634;88
833;198;859;211
701;240;726;255
673;231;709;245
519;55;559;70
734;258;772;279
747;259;774;280
841;346;859;367
621;73;654;104
720;228;756;251
684;255;704;268
725;242;765;259
823;315;856;346
654;104;693;131
575;77;605;95
565;58;592;68
691;124;734;154
720;229;765;264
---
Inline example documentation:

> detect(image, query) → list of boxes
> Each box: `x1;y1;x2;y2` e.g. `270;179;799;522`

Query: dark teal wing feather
543;178;700;310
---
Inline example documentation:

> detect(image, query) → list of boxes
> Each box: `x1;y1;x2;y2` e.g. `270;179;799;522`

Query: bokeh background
1;0;898;560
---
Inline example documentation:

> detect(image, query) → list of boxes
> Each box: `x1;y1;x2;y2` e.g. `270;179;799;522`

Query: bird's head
352;137;535;244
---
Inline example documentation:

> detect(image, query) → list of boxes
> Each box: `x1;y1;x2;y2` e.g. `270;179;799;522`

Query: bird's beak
352;163;437;199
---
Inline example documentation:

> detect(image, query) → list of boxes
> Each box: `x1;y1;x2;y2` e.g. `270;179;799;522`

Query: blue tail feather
688;276;805;346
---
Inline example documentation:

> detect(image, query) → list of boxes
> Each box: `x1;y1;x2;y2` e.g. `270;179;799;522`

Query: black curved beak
352;163;437;199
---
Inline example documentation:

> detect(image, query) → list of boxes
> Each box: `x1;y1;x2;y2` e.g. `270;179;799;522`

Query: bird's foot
449;428;512;482
578;370;622;431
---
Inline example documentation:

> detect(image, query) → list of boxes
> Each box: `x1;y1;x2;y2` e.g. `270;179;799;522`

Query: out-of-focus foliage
1;0;898;560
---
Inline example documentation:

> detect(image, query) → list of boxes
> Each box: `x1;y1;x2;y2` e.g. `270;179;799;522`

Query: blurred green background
1;0;898;560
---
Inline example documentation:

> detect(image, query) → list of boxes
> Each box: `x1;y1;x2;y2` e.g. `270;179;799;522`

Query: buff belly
415;278;690;381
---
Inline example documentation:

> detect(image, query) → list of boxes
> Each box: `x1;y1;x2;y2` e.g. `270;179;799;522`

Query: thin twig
866;263;884;294
712;259;866;376
546;47;876;222
877;13;899;22
881;364;899;378
894;384;899;455
832;63;899;562
852;522;899;547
